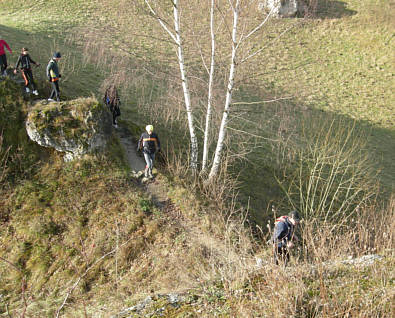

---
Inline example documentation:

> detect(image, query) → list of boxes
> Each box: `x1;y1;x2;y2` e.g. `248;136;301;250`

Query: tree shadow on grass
308;0;357;19
230;90;394;227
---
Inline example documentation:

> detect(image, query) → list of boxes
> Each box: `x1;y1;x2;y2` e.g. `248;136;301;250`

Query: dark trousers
50;80;60;101
108;104;120;125
0;54;7;73
112;111;119;125
21;69;36;90
273;244;290;266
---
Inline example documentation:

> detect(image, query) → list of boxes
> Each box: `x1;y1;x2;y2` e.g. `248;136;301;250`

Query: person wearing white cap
137;125;160;178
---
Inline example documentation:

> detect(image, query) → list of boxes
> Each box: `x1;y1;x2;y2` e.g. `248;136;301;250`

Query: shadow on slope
311;0;357;19
231;90;394;226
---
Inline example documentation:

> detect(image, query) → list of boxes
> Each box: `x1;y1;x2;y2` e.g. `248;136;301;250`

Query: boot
144;167;149;178
148;168;154;179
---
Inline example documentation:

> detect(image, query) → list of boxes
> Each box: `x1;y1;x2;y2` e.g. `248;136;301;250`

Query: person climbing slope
137;125;160;179
0;37;12;76
14;47;40;95
103;85;121;128
46;52;62;102
272;210;301;266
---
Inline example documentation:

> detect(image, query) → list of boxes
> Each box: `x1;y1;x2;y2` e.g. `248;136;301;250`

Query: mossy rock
26;97;112;161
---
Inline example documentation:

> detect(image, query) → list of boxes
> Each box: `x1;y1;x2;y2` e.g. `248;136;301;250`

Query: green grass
0;0;104;99
0;3;394;315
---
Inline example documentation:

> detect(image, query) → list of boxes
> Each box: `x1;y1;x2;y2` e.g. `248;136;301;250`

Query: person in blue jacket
272;210;300;266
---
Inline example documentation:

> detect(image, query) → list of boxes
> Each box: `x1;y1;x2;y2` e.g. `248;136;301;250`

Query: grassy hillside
0;81;253;316
0;1;394;316
0;0;393;220
0;80;393;317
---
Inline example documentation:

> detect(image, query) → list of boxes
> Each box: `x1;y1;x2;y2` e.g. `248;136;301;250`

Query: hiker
0;37;12;76
14;48;40;95
137;125;160;179
46;52;61;102
103;85;121;128
272;210;300;266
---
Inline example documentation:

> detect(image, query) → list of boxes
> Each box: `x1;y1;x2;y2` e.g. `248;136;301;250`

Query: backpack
272;216;292;245
275;215;289;225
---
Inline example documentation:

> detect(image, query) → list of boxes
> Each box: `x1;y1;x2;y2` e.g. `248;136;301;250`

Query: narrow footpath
116;125;169;210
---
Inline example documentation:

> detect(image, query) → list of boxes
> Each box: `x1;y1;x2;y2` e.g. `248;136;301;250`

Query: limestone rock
26;97;112;161
258;0;307;18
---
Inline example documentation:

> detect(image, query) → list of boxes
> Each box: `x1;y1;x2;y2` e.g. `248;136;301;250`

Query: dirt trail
117;125;169;209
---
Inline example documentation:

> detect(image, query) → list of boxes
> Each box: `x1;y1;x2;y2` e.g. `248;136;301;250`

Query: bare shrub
0;132;10;184
275;116;377;225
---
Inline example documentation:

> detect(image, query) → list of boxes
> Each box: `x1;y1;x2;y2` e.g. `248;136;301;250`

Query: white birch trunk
208;0;240;180
144;0;198;170
173;0;199;170
202;0;216;172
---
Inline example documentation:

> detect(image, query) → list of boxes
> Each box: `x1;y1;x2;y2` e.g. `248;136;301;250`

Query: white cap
146;125;153;132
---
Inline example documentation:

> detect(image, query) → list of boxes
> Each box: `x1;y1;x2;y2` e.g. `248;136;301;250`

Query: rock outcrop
26;97;112;161
258;0;308;18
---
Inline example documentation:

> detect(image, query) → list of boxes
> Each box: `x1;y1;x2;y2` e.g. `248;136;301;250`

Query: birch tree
144;0;199;170
142;0;277;179
208;1;275;180
201;0;216;172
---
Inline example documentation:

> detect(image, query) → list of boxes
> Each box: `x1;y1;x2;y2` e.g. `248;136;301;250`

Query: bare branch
241;23;296;63
144;0;178;43
241;5;275;43
231;96;294;105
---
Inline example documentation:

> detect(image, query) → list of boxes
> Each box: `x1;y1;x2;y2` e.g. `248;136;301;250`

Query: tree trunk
202;0;216;172
208;0;240;180
173;0;199;170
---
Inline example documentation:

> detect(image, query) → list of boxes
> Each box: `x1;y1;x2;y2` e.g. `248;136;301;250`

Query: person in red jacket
0;38;12;76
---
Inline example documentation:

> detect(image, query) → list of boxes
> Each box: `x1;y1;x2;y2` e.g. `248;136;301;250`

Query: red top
0;40;12;55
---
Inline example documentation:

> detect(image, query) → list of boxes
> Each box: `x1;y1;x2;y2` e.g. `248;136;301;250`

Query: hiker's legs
143;153;152;177
148;153;155;177
112;111;119;125
50;81;60;101
25;69;36;90
21;69;29;87
274;245;289;266
143;153;155;177
0;54;7;74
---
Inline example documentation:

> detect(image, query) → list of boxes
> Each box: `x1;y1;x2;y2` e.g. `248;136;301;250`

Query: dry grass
0;1;394;316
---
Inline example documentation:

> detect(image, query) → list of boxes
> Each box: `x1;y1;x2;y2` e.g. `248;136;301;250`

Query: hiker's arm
156;134;161;151
137;135;143;151
15;56;21;70
46;63;51;78
30;56;39;66
4;41;11;53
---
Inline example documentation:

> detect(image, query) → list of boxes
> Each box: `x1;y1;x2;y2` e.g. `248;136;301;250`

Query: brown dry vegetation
0;1;394;316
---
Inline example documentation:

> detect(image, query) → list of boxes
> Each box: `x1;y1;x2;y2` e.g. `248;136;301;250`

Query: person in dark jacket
46;52;61;102
137;125;160;178
14;48;40;95
0;38;12;76
272;210;300;266
103;85;121;128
